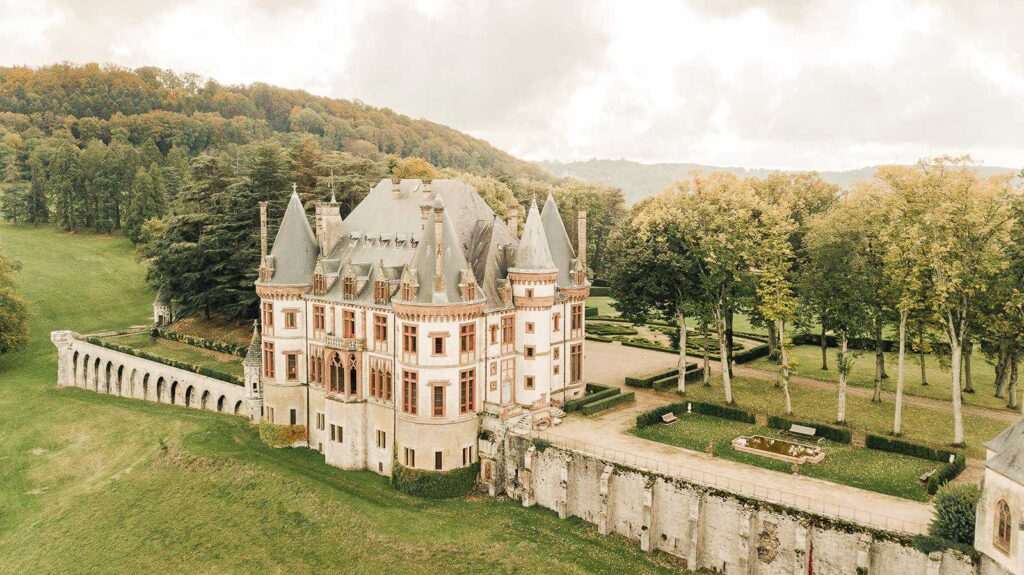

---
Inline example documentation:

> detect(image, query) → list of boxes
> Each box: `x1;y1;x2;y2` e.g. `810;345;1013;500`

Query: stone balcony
325;334;365;352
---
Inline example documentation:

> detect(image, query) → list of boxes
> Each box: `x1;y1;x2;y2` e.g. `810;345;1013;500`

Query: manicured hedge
864;434;956;462
156;328;247;357
391;461;480;498
589;286;611;297
585;306;599;318
928;455;967;495
767;415;852;444
585;334;614;343
635;400;755;428
586;322;638;336
619;339;674;353
581;391;635;415
563;387;622;412
626;368;679;388
86;336;244;385
791;332;952;355
733;343;771;363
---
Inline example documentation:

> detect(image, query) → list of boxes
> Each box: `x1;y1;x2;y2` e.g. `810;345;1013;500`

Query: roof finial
292;182;297;195
329;169;337;203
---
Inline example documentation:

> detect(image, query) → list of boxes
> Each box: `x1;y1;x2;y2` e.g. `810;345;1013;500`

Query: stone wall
503;436;976;575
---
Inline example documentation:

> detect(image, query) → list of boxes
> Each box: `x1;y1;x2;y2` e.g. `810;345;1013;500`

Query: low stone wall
502;435;976;575
50;330;256;419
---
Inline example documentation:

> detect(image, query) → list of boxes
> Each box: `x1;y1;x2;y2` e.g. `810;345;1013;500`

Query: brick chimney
392;176;401;197
577;209;587;273
423;178;432;195
433;203;445;294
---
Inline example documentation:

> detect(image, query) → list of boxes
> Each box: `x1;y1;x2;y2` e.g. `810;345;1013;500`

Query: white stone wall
976;469;1024;574
506;437;977;575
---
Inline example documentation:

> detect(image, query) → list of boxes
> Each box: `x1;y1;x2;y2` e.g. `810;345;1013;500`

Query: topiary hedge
585;322;638;336
86;336;244;385
156;328;247;357
864;434;956;463
589;286;611;297
391;461;480;498
585;306;599;319
767;415;852;444
258;423;306;447
563;387;622;412
927;454;967;495
635;400;755;428
581;392;635;415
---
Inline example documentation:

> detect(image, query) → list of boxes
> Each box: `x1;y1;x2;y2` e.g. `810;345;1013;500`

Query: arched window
996;499;1012;552
330;353;343;394
348;354;357;395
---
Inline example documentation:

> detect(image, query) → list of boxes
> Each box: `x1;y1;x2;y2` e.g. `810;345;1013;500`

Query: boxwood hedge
391;461;480;498
581;392;635;415
767;415;852;444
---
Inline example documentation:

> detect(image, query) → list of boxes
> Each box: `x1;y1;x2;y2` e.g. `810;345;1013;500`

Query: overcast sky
1;0;1022;171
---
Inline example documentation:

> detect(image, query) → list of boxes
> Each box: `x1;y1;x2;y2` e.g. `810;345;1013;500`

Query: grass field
749;344;1007;411
0;224;680;575
632;414;936;501
677;374;1006;460
103;331;245;379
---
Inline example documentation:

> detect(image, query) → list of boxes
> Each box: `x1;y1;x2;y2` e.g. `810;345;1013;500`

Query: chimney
259;201;268;260
507;205;519;239
315;202;326;251
423;178;432;195
577;209;587;273
391;176;401;197
434;204;445;294
420;204;432;232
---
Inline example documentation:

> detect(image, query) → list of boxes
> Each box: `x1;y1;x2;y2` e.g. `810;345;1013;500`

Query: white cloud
0;0;1021;171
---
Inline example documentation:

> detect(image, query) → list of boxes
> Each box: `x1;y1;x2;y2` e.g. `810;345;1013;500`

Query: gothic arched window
996;499;1012;552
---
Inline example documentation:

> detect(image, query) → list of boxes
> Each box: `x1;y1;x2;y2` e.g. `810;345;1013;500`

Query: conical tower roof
512;198;556;271
243;320;261;367
540;193;576;286
266;190;318;285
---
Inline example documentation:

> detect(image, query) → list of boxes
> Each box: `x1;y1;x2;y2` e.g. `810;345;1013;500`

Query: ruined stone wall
506;436;976;575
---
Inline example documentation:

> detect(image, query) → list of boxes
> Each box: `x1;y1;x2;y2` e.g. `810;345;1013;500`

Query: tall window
329;353;342;393
403;325;418;354
313;273;326;294
571;304;583;333
553;312;561;332
262;302;274;332
313;305;325;332
404;447;416;467
460;323;476;355
571;343;583;384
402;370;418;414
385;368;393;401
284;310;297;329
342;310;355;338
374;314;387;346
432;385;445;417
463;282;476;300
286;353;298;381
309;347;323;384
996;499;1012;551
374;280;389;304
460;369;475;414
401;282;414;300
343;276;356;299
262;342;274;377
432;335;445;356
490;324;498;345
501;315;514;352
435;451;443;470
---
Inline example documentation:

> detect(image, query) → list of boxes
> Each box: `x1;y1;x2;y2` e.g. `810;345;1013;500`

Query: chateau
251;178;590;478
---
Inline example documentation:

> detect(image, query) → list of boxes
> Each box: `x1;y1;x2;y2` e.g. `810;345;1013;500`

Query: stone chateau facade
251;178;589;479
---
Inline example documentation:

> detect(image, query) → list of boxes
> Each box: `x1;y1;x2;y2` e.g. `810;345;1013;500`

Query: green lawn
749;344;1007;411
102;331;245;379
0;224;681;574
632;414;937;501
585;297;770;336
677;375;1006;460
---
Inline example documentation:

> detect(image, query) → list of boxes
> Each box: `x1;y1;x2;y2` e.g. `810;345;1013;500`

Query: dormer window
313;273;326;295
463;282;477;301
343;277;355;299
401;282;414;300
574;269;586;285
374;280;389;304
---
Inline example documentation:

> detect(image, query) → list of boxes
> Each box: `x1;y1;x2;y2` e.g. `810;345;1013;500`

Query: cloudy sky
1;0;1022;171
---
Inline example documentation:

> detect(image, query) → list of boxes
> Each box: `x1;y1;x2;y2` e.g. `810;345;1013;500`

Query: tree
124;165;166;243
755;201;797;414
26;147;49;224
0;252;29;355
549;180;627;280
392;157;439;180
46;140;82;231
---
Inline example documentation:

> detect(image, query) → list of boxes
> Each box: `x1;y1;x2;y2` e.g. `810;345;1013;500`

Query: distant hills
537;159;1020;205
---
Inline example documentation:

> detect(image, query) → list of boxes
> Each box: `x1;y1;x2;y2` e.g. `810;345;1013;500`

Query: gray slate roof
512;198;556;271
540;193;576;286
243;321;261;367
265;192;319;285
986;419;1024;484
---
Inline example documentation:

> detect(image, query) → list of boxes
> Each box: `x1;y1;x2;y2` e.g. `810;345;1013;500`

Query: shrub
928;454;967;495
911;535;977;559
636;402;687;427
156;327;247;357
563;387;621;412
391;461;480;498
635;401;755;427
865;434;955;463
581;392;635;415
767;415;852;444
929;483;980;546
86;336;244;385
585;306;599;319
626;367;690;388
589;286;610;297
259;423;306;447
585;322;638;336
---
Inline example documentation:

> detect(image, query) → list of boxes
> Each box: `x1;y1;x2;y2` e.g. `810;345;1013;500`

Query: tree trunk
716;304;734;404
872;319;884;403
725;309;735;378
837;332;848;424
946;315;965;446
1008;342;1019;411
701;322;711;386
677;310;688;394
779;319;792;415
918;322;928;386
962;338;975;394
994;339;1009;398
767;321;779;362
893;310;907;436
820;324;829;371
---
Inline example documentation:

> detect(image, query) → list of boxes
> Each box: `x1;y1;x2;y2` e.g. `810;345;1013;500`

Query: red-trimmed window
460;369;475;414
402;370;418;414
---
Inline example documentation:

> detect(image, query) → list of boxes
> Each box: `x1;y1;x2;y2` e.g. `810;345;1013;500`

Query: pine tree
125;165;166;243
26;149;49;225
47;140;82;231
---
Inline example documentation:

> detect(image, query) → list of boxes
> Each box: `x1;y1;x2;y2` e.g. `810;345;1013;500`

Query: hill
538;158;1020;204
0;223;676;574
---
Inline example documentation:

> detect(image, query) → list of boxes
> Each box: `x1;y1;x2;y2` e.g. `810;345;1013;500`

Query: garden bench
788;424;817;439
661;412;679;425
919;469;936;483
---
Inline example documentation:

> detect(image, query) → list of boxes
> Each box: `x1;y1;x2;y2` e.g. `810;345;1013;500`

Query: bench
919;469;937;483
788;424;817;438
661;412;679;425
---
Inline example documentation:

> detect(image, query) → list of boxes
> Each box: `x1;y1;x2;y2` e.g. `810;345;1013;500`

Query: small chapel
248;177;590;478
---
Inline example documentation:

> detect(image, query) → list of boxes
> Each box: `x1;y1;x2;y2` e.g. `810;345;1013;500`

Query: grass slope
0;224;679;575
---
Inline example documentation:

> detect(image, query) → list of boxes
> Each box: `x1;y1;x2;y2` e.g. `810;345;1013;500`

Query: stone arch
81;353;90;388
348;353;357;395
233;400;243;415
170;381;179;405
217;395;225;412
201;390;210;410
103;361;112;394
116;364;124;396
93;357;101;391
142;372;150;400
129;369;137;398
156;377;165;403
329;352;343;393
72;351;79;386
184;385;194;408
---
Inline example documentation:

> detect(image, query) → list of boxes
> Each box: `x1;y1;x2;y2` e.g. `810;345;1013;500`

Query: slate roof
540;193;576;287
986;419;1024;484
512;198;556;272
243;321;261;368
263;191;319;285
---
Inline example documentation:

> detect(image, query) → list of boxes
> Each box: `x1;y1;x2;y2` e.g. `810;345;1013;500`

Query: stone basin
731;435;825;465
